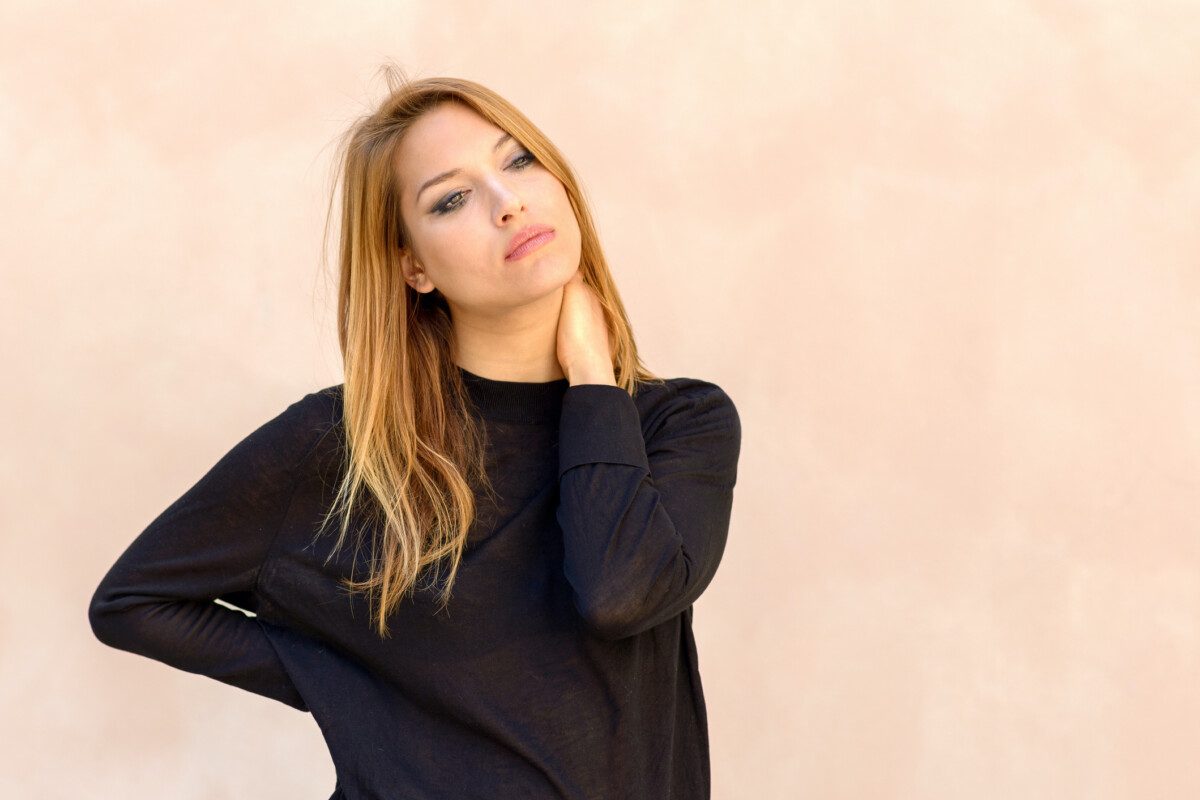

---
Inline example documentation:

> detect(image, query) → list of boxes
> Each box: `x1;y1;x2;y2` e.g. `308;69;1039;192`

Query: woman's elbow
87;581;130;648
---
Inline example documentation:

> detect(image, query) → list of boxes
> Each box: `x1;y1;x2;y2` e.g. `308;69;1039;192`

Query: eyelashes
431;151;537;216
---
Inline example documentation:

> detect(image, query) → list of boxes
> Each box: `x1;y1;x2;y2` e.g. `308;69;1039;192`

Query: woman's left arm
556;380;742;641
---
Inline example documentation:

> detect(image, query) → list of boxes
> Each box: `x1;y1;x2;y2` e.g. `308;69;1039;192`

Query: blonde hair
314;65;664;637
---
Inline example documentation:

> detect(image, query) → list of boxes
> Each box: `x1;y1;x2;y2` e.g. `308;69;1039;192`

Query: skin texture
395;102;614;386
555;269;617;386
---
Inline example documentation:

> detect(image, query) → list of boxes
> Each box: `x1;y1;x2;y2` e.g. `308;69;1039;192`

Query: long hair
313;66;664;637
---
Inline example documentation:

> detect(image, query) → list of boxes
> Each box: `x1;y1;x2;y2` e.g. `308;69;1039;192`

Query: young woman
89;72;742;800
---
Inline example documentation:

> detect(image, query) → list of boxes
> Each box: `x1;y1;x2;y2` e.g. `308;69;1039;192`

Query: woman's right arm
88;390;331;712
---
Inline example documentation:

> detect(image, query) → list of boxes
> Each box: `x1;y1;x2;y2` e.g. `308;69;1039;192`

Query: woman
89;71;742;800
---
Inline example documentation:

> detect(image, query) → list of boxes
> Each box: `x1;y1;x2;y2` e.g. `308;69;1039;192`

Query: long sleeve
556;380;742;641
88;391;331;712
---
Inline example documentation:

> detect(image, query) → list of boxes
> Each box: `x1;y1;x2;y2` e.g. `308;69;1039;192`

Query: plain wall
3;2;1198;798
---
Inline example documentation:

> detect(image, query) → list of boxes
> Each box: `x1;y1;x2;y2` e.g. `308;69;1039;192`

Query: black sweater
88;366;742;800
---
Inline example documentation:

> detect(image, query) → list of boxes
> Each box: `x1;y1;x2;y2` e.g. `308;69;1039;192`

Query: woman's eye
431;151;537;216
433;191;467;215
510;151;535;169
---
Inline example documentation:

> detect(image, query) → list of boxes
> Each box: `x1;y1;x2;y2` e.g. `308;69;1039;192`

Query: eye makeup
430;150;537;216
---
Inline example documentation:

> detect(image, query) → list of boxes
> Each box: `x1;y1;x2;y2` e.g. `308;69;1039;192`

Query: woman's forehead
397;107;511;203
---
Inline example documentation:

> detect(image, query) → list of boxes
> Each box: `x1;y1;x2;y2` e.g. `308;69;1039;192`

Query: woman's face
395;102;583;314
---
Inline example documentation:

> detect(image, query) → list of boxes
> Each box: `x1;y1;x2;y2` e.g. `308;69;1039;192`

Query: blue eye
431;151;537;216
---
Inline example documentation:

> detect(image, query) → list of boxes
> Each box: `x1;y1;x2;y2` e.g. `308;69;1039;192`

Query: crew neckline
458;365;569;424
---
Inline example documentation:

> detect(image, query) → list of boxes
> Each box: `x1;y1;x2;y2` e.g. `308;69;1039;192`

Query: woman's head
316;68;662;637
324;70;623;370
394;99;582;317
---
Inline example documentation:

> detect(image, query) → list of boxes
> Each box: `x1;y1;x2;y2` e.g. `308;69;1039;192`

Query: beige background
3;1;1198;798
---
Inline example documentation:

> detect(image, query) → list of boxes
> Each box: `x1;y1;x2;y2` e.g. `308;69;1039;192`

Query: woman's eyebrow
415;132;514;205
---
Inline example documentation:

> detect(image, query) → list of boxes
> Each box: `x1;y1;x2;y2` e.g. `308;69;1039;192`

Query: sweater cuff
558;384;651;480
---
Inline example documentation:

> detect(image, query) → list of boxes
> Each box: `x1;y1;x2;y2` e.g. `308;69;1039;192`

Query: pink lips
505;226;555;261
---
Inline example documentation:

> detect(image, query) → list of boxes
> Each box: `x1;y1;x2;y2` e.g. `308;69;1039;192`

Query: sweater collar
458;365;568;424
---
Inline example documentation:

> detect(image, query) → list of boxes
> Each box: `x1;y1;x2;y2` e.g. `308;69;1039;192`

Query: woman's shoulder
632;373;740;438
272;385;346;474
634;372;736;408
265;384;345;453
305;383;347;433
312;383;345;408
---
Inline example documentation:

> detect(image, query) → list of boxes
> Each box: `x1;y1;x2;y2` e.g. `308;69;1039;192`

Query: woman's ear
400;250;434;294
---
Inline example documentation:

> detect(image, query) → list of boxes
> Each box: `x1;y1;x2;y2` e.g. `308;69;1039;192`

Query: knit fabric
90;366;742;799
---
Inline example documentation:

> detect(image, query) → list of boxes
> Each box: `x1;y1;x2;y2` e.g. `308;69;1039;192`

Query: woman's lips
505;230;556;261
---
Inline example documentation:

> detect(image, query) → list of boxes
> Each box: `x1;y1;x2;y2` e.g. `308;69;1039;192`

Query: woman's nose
494;183;525;222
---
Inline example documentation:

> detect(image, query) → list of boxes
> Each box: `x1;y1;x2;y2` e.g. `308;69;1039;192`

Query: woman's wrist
566;362;617;387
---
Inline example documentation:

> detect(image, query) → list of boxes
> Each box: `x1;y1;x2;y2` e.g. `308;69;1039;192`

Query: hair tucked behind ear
311;64;664;638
